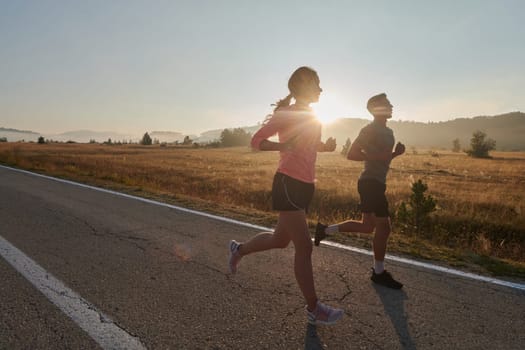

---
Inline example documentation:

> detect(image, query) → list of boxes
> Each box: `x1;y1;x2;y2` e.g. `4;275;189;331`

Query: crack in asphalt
336;272;353;302
45;206;155;253
224;273;299;298
281;304;305;330
76;217;151;252
43;283;111;322
43;284;77;300
42;280;146;344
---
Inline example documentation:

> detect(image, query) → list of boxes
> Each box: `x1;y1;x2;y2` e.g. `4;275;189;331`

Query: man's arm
391;142;405;159
347;141;365;160
347;141;392;161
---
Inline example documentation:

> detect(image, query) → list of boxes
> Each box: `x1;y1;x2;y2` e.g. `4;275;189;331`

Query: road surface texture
1;166;524;349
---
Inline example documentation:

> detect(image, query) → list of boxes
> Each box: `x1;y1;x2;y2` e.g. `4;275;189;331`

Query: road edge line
2;164;524;292
0;235;147;350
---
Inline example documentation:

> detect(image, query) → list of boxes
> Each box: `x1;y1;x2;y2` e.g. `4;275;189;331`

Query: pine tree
141;132;152;145
397;179;436;236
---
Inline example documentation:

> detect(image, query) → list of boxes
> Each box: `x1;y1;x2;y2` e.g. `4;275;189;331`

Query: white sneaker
306;301;344;325
228;240;242;274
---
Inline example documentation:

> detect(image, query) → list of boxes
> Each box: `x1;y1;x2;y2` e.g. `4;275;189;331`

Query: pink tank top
251;106;321;184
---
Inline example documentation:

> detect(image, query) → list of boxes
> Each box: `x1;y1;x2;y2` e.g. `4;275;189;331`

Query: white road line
2;164;524;292
325;241;525;291
0;235;146;350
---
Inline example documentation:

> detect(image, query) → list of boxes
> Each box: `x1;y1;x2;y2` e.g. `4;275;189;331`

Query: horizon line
2;110;523;137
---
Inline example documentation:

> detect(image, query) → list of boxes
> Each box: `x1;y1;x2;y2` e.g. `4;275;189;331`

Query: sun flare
313;94;348;125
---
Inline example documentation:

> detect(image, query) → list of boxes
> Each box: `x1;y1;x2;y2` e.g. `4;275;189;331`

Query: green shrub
397;179;437;236
466;130;495;158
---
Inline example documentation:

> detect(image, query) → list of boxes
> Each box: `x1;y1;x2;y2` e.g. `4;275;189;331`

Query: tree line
27;128;496;158
140;128;252;148
339;130;495;159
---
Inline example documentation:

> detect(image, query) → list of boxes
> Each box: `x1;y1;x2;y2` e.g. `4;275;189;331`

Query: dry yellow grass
1;143;524;276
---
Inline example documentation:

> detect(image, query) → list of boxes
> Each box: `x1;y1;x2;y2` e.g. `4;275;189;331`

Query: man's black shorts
272;172;314;212
358;178;389;217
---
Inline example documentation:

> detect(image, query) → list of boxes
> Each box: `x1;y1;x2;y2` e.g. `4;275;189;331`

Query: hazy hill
2;112;524;150
0;127;40;142
198;112;525;151
324;112;525;151
52;130;137;143
194;125;260;143
0;128;137;143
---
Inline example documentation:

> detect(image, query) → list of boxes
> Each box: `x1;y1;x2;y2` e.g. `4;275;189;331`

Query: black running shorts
358;178;389;217
272;172;315;212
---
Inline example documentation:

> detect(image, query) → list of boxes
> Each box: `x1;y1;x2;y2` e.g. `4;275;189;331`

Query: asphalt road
1;166;524;350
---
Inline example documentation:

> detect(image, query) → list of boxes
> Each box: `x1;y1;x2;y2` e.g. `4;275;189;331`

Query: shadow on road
373;285;416;350
304;323;324;350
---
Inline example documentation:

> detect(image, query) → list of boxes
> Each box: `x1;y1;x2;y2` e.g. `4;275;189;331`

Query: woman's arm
258;139;290;151
251;118;292;152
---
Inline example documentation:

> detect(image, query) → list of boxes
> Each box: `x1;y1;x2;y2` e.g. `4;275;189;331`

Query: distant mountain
53;130;138;143
323;112;525;151
194;125;260;143
0;128;139;143
0;127;38;134
195;112;525;151
2;112;524;150
0;127;40;142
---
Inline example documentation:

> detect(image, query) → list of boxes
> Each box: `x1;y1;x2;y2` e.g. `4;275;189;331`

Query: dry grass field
1;142;524;278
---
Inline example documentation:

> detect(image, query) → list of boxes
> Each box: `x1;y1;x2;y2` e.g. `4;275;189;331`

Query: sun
312;94;347;125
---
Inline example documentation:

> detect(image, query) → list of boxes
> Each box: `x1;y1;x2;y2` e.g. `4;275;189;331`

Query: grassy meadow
1;142;524;279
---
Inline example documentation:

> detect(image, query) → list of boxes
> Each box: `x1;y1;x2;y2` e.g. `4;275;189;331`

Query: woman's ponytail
273;94;293;112
263;66;317;123
263;94;293;124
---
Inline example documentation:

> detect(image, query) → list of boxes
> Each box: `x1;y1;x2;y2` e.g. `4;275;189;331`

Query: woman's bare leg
233;210;317;310
238;216;292;256
278;210;318;310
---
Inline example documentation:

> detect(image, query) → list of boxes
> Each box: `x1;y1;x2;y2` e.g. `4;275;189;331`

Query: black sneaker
314;222;327;246
371;269;403;289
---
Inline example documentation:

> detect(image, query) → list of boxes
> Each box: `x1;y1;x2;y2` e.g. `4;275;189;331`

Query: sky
1;0;523;136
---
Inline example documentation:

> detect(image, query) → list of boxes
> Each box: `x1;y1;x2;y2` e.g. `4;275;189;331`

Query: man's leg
315;178;376;245
372;216;391;273
335;213;376;234
370;216;403;289
315;213;375;246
